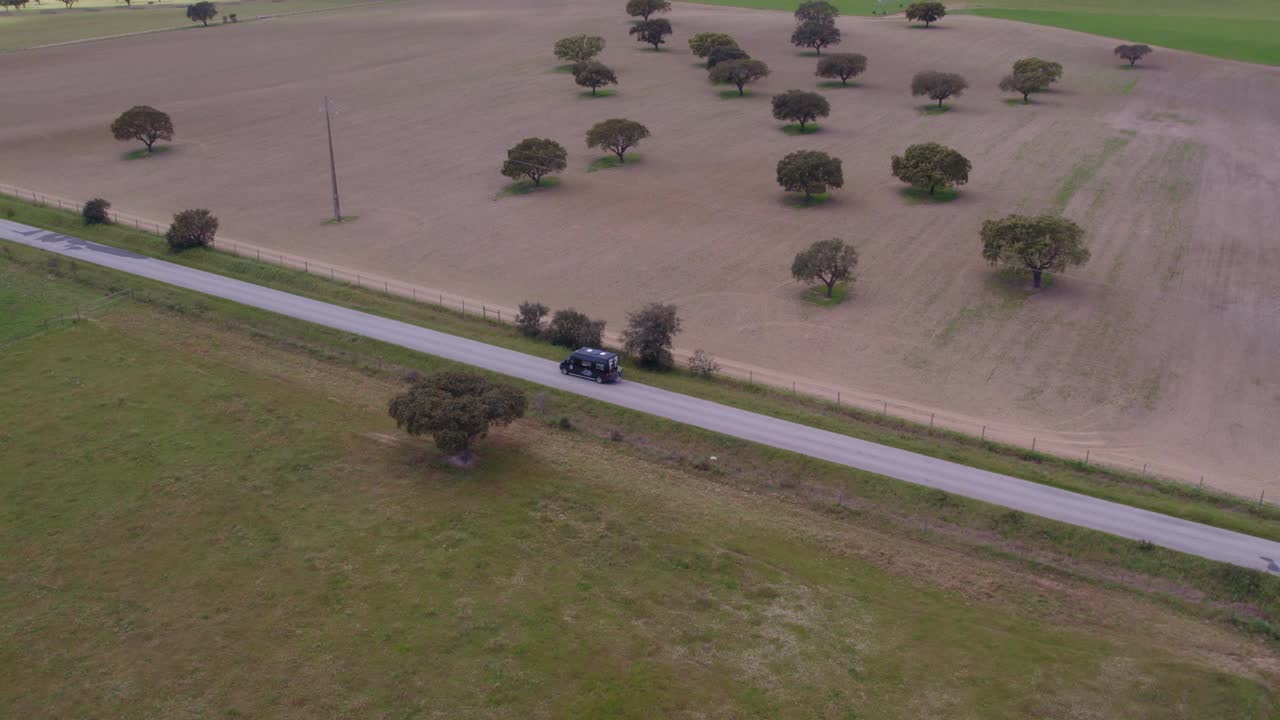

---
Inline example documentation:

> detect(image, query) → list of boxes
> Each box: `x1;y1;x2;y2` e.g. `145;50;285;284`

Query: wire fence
0;290;132;347
1;182;1270;505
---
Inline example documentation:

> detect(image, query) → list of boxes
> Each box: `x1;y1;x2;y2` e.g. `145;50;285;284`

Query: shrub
82;198;111;225
387;371;526;465
622;302;682;370
165;208;218;252
516;301;549;337
547;308;605;348
688;349;721;378
554;34;605;64
689;32;737;58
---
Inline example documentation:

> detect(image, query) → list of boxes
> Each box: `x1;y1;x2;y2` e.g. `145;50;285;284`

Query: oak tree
165;209;218;252
904;1;946;27
186;1;216;26
1114;44;1152;66
709;58;770;96
501;138;567;186
630;18;672;50
911;70;967;107
516;301;549;337
981;214;1089;288
998;57;1063;102
706;44;749;68
891;142;971;196
82;198;111;225
110;105;174;153
771;89;830;131
791;20;840;55
387;372;526;465
622;302;682;370
573;60;618;95
792;237;858;298
794;0;838;24
547;309;606;348
554;34;605;65
688;31;737;58
815;52;866;85
626;0;670;21
777;150;843;202
586;118;650;162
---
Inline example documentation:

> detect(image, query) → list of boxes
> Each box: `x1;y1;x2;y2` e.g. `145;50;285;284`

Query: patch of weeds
1003;97;1034;106
552;64;576;73
497;177;561;198
919;104;952;115
781;123;821;136
577;89;617;99
120;145;172;161
321;215;359;226
1052;135;1131;211
588;154;640;172
558;416;573;431
801;282;848;307
783;192;832;209
817;81;858;89
900;186;959;204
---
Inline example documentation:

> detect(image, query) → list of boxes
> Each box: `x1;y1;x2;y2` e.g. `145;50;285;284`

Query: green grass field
5;193;1278;545
0;0;368;52
679;0;1280;65
2;247;1277;717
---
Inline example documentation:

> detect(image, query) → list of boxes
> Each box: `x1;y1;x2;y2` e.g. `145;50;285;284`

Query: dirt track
3;0;1278;495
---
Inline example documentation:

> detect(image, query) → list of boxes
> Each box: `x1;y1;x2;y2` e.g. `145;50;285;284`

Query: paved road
4;219;1278;573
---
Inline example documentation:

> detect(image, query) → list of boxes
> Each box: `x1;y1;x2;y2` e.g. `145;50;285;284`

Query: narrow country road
4;220;1278;574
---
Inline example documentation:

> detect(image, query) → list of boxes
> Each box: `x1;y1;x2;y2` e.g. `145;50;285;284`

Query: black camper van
559;348;622;384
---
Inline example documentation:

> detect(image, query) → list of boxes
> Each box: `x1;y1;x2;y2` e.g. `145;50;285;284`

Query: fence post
792;381;796;394
981;425;986;441
257;250;261;261
1261;490;1266;507
929;412;934;431
304;261;308;272
357;274;361;287
749;370;752;385
331;268;335;280
412;288;416;301
384;281;389;294
1085;449;1090;466
837;391;840;406
1032;437;1036;452
1142;463;1147;476
882;401;887;416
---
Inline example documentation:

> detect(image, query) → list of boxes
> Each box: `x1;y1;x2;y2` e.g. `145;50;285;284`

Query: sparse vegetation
911;70;968;107
501;138;566;187
777;149;843;202
815;52;866;85
164;208;217;252
771;89;830;131
792;237;857;298
688;31;738;58
81;198;111;226
1115;43;1153;66
891;142;971;196
622;302;682;370
999;57;1064;102
110;106;174;154
547;308;606;348
585;118;650;163
981;213;1090;288
572;60;618;95
688;349;721;378
516;301;549;337
709;58;770;96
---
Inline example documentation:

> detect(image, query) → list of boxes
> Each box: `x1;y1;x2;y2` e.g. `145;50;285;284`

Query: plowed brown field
4;0;1278;495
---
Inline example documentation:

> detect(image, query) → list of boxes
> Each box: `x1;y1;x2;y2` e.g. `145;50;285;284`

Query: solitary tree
554;34;606;65
981;214;1089;288
794;0;838;24
387;372;526;466
82;198;111;225
688;350;720;378
547;309;606;348
110;105;174;153
772;89;830;131
1114;44;1153;66
688;32;737;58
709;58;770;96
186;0;216;26
165;209;218;252
630;18;672;50
516;301;549;337
999;57;1063;102
891;142;971;196
573;60;618;95
501;138;567;187
625;0;670;21
1;0;31;10
622;302;682;369
911;70;968;107
706;45;749;68
792;237;858;298
904;1;946;27
777;150;843;202
586;118;650;163
815;53;867;85
791;20;841;55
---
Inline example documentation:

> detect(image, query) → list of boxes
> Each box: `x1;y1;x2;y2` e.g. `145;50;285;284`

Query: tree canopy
554;34;605;64
980;214;1089;288
387;372;526;464
625;0;670;21
573;60;618;95
815;53;867;85
794;0;838;24
706;45;749;68
911;71;968;107
1114;44;1153;66
771;89;830;131
547;309;606;348
999;58;1064;102
586;118;650;162
622;302;682;370
501;138;567;187
791;20;841;55
165;209;218;252
891;142;971;196
516;301;549;337
904;1;946;27
110;105;174;153
688;32;738;58
709;58;770;96
186;1;216;26
777;150;843;201
630;18;672;49
82;198;111;226
792;238;858;298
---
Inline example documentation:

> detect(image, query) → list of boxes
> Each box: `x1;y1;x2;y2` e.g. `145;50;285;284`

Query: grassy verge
2;249;1277;717
4;192;1279;544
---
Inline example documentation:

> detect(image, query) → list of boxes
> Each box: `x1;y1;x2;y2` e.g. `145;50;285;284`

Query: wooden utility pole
323;96;342;223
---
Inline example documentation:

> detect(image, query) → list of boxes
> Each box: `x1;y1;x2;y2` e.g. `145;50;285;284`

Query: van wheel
596;376;603;384
561;367;568;375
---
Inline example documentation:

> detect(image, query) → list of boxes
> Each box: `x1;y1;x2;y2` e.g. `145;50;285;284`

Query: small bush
516;301;549;338
609;429;624;442
547;308;605;348
82;198;111;225
688;349;721;379
558;416;573;430
165;208;218;252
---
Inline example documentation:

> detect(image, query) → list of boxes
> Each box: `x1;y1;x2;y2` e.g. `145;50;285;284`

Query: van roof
572;347;617;360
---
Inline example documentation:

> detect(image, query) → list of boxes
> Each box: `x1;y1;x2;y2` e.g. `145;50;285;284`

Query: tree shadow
120;145;173;161
576;89;618;99
900;186;959;204
817;80;860;89
496;177;561;199
918;103;954;115
781;192;834;209
781;123;822;136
